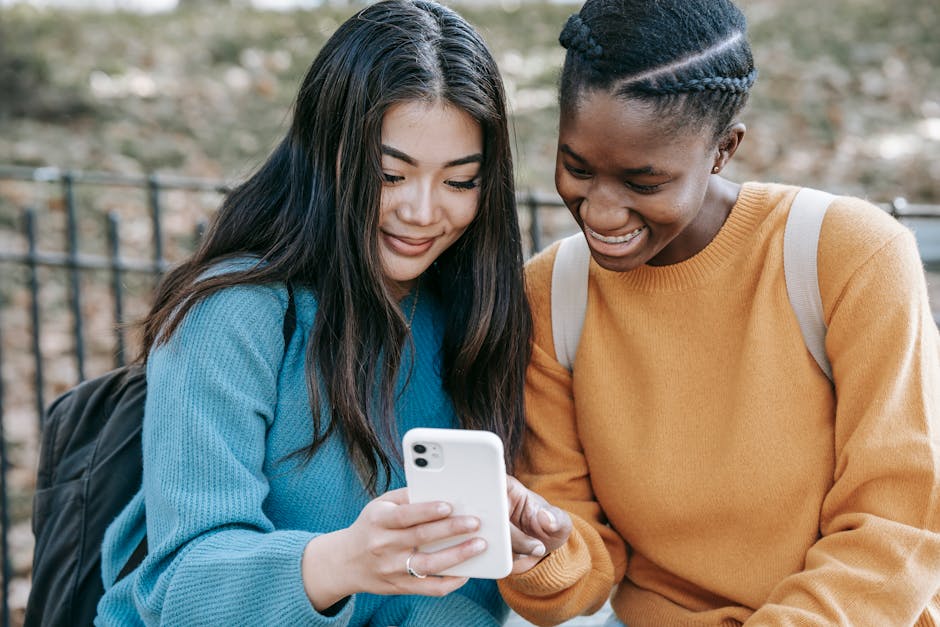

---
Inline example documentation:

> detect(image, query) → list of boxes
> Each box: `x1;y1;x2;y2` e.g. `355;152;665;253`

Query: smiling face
556;89;736;272
378;100;483;298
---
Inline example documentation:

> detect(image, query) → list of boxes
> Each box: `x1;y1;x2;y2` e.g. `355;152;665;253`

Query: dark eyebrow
559;144;586;163
560;144;667;177
381;144;483;168
381;145;416;166
444;154;484;167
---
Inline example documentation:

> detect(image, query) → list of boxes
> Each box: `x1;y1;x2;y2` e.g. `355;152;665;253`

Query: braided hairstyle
559;0;757;141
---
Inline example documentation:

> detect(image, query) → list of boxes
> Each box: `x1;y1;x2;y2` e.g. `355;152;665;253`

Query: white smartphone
402;427;513;579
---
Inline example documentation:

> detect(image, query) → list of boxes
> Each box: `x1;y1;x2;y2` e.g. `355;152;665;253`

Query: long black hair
559;0;757;141
141;0;531;493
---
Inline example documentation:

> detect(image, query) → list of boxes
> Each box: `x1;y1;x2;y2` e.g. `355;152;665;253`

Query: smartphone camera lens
413;444;427;454
415;458;428;467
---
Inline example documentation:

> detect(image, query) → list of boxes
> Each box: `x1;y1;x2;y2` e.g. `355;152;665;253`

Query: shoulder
186;255;299;327
525;240;562;307
822;193;910;247
819;193;917;272
158;281;295;361
815;192;921;314
186;282;292;329
524;239;563;338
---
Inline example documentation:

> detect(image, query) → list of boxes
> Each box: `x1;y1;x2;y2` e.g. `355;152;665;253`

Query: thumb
531;504;572;553
379;487;411;505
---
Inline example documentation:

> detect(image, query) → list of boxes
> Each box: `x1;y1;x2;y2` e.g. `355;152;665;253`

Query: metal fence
0;165;939;625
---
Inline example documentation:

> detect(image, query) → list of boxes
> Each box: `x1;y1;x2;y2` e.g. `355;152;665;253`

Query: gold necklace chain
406;280;420;330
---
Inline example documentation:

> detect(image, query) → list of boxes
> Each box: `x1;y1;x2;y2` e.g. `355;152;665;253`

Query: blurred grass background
0;0;938;200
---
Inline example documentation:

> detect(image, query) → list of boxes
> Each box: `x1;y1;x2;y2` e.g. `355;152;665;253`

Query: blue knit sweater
95;281;507;626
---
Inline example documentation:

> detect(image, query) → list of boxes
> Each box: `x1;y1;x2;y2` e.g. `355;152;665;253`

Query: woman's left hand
505;475;573;574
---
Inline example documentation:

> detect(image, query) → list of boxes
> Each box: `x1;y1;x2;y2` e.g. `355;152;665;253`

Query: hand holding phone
403;427;513;579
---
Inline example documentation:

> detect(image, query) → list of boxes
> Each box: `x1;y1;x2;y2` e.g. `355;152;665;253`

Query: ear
710;123;746;174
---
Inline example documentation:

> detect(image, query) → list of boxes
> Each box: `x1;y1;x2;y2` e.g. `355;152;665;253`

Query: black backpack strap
283;283;296;347
115;283;297;584
117;537;148;582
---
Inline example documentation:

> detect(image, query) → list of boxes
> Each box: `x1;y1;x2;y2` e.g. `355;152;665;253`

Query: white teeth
586;225;645;244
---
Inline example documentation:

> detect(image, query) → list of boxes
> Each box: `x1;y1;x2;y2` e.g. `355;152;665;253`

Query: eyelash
447;179;479;191
563;164;662;193
564;164;590;179
381;173;480;191
628;182;661;194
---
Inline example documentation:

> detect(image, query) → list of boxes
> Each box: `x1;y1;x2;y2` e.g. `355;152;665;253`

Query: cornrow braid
559;0;757;141
637;69;758;96
559;13;603;61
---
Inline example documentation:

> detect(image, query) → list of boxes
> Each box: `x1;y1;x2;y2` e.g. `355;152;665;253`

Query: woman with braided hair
500;0;940;624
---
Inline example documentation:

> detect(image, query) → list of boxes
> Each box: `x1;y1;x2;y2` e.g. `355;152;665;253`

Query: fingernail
541;509;557;531
531;542;546;557
470;538;486;552
437;503;452;516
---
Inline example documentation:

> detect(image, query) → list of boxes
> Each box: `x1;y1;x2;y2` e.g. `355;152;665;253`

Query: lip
583;224;648;256
382;231;436;256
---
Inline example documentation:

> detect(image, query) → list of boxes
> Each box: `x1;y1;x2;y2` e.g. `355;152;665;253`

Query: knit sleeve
369;582;506;627
749;222;940;624
131;284;353;626
498;245;628;624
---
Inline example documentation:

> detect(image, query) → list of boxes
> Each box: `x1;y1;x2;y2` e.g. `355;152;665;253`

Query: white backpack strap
784;187;835;381
551;234;592;371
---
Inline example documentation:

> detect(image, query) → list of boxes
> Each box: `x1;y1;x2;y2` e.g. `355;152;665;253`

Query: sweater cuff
504;518;593;596
283;531;356;624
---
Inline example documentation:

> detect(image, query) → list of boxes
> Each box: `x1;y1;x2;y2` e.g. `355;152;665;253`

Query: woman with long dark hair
95;1;533;623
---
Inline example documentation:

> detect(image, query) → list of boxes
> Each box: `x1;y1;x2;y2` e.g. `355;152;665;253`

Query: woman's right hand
300;487;486;611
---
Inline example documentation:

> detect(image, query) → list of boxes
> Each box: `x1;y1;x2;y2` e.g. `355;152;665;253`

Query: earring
712;166;720;173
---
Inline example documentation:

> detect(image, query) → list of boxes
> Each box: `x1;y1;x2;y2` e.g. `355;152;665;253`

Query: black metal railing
0;165;939;626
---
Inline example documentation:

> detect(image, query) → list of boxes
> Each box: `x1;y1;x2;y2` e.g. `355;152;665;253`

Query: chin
590;251;645;273
386;269;424;285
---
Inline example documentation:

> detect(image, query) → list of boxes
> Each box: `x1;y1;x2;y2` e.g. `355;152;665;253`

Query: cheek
378;189;397;225
554;161;572;197
554;170;582;219
670;177;712;222
448;194;481;231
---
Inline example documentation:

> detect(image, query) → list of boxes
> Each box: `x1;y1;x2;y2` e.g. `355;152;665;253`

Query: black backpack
26;288;295;626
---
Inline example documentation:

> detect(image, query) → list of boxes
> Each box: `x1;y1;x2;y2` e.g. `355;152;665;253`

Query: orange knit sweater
500;182;940;626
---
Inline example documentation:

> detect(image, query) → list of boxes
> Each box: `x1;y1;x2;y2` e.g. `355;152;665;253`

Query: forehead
381;100;482;163
559;89;712;167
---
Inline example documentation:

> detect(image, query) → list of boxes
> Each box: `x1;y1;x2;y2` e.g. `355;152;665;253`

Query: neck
650;176;741;266
387;278;417;302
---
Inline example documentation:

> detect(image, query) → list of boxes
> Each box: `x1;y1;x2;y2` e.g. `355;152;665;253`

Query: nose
397;180;438;226
579;179;629;224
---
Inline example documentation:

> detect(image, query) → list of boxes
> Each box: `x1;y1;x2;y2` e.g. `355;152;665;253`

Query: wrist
302;529;354;612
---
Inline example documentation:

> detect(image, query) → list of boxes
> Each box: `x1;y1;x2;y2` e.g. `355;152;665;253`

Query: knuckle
366;535;387;556
390;507;410;528
449;517;471;535
413;525;433;545
458;545;479;561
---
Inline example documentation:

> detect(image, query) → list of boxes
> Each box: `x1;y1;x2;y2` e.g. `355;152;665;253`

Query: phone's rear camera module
413;444;427;454
415;458;428;467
